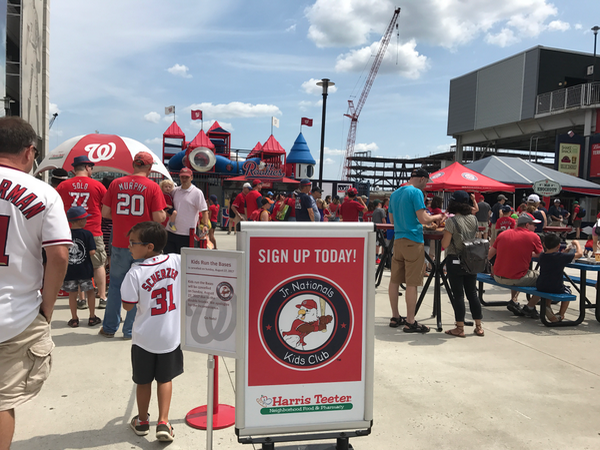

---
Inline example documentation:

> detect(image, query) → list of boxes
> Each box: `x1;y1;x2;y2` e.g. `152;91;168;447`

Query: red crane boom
342;7;401;180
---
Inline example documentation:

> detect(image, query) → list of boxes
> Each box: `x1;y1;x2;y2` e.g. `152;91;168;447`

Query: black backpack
577;207;586;218
451;217;490;275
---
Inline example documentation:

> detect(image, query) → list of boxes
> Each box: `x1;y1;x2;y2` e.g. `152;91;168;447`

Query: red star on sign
266;325;272;330
341;323;347;328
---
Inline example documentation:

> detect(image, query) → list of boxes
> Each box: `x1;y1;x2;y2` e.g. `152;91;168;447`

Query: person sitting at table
538;234;582;322
441;191;484;337
488;214;544;318
495;205;515;236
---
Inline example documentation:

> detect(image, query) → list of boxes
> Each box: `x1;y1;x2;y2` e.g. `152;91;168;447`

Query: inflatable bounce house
162;121;314;190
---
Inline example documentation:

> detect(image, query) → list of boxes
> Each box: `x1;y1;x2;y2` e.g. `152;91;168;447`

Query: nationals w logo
84;143;117;162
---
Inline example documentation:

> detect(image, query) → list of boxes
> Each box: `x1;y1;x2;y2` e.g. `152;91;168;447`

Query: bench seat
563;275;596;288
477;273;576;302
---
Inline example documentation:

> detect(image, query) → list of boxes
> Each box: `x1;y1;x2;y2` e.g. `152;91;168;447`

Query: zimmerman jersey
0;164;72;342
121;254;181;353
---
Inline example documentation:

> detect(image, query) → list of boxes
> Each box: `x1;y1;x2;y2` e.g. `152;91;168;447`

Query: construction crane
342;7;401;180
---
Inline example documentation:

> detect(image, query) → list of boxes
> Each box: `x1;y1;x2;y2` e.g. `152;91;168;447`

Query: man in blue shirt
295;179;315;222
388;168;444;333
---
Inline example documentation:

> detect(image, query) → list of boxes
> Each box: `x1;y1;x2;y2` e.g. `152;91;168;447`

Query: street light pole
316;78;334;188
592;26;600;82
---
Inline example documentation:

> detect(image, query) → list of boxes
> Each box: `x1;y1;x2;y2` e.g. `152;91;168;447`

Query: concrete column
454;135;463;162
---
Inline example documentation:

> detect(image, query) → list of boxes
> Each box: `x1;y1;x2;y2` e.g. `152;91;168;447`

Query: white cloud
190;120;234;131
335;39;428;79
187;102;280;119
354;142;379;152
485;28;518;47
306;0;563;50
145;137;162;145
301;78;338;95
286;24;296;33
144;111;161;123
324;147;345;156
324;158;336;165
49;129;64;137
547;20;570;32
575;24;583;30
167;63;192;78
49;103;60;116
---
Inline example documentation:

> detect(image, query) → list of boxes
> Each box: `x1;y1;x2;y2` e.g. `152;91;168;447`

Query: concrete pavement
11;230;600;450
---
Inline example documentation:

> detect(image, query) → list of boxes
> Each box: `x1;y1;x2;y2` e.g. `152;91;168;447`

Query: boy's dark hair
261;197;270;206
543;233;561;250
0;117;37;155
128;221;168;253
431;196;443;210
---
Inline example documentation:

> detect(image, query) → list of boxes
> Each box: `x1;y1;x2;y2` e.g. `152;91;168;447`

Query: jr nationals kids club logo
258;275;353;371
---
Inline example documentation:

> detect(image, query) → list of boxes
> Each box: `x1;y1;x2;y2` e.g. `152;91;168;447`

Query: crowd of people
385;168;592;337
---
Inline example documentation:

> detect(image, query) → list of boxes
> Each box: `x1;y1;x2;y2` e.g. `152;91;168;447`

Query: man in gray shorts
0;117;71;448
488;214;544;318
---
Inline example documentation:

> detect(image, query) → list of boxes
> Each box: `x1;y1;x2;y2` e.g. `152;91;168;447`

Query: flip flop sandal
88;316;102;326
67;318;79;328
389;316;406;328
474;325;485;337
445;326;465;338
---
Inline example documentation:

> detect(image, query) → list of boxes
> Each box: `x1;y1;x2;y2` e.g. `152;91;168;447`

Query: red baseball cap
252;179;262;186
133;151;154;166
296;299;317;310
180;167;193;176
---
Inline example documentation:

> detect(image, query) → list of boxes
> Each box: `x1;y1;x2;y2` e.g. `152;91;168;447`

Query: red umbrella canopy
426;162;514;192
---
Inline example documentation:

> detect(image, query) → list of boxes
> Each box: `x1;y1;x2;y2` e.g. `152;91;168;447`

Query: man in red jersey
231;183;250;229
245;179;263;220
98;152;166;339
56;155;108;308
489;214;544;319
339;187;366;222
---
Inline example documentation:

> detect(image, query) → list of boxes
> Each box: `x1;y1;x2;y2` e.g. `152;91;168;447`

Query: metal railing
536;82;600;115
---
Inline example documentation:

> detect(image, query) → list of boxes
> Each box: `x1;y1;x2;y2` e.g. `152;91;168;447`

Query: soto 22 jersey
121;254;181;354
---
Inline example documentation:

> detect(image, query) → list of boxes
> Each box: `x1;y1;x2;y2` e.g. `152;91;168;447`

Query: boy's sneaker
168;222;177;232
130;415;149;436
506;300;524;316
522;305;540;319
156;421;174;442
97;298;107;309
76;299;88;310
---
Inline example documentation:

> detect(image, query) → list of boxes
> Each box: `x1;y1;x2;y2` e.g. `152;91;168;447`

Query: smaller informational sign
557;143;580;176
180;248;244;358
336;183;352;198
590;142;600;178
533;179;561;197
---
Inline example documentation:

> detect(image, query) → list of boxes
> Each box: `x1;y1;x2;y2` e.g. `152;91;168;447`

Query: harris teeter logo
258;275;353;371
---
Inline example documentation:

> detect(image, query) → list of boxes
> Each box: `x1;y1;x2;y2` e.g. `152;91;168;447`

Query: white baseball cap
527;194;540;203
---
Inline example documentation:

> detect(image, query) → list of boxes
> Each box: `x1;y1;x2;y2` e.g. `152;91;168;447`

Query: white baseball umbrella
35;134;172;180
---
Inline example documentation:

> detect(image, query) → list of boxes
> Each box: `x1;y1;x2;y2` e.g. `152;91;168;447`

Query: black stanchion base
272;443;353;450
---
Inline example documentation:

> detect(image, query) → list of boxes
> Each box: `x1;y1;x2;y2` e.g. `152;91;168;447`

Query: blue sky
49;0;599;180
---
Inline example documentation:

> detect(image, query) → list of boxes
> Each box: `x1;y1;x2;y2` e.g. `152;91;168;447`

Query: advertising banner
180;248;243;358
557;142;580;176
236;223;375;437
590;136;600;178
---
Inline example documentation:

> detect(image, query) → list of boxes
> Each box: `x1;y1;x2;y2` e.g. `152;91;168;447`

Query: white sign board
533;179;562;197
235;223;375;438
180;248;244;358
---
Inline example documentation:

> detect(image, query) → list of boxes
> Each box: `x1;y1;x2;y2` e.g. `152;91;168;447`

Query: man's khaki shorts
390;238;425;287
494;270;539;287
91;235;107;269
0;314;54;411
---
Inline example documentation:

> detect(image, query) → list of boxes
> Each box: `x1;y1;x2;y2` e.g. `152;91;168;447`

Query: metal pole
592;26;599;83
318;79;329;189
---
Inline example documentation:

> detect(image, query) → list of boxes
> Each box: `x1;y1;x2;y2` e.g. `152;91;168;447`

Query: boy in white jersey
121;222;182;442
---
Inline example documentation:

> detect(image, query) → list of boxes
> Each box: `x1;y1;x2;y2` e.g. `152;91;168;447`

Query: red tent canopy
188;129;215;150
163;121;185;138
426;162;514;192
